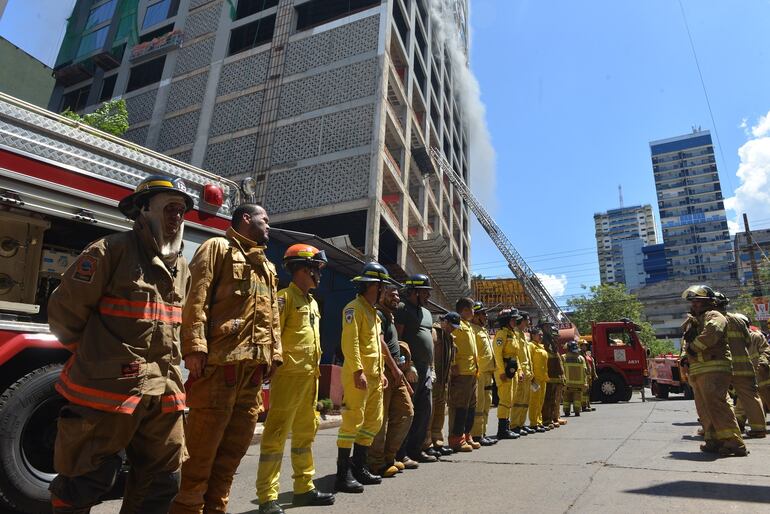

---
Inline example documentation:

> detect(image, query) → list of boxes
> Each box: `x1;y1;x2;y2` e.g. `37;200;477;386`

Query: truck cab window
607;330;633;347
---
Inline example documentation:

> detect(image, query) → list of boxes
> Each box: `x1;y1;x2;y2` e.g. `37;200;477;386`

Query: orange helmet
283;244;327;269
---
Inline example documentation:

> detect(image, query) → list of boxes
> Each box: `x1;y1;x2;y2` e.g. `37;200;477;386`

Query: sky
1;1;769;307
465;0;770;306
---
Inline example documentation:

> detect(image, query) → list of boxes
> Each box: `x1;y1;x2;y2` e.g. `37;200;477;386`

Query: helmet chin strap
143;193;185;266
309;268;321;288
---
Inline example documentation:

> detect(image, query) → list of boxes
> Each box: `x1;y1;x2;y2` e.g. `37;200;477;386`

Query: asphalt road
91;391;770;513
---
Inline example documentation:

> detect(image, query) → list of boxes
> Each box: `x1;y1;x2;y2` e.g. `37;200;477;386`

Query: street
92;392;770;513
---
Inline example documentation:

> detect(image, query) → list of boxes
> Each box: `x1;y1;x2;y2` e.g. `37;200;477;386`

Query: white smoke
724;110;770;234
427;0;497;207
536;273;568;297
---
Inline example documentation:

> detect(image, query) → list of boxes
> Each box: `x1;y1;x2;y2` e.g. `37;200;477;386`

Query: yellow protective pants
562;387;582;415
256;373;319;504
528;382;546;426
690;372;745;450
731;375;766;434
510;377;531;427
471;371;494;436
496;376;517;421
337;371;383;448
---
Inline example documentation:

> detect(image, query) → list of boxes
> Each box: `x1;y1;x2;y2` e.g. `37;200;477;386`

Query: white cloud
725;111;770;233
536;273;568;297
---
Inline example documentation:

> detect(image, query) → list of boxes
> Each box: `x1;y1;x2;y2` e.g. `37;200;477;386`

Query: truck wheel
622;386;633;402
656;383;670;399
0;364;65;514
682;384;694;400
596;373;624;403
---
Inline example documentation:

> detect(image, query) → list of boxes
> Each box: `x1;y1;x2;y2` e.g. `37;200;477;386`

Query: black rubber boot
351;444;382;485
496;419;519;439
293;488;335;506
258;500;285;514
334;448;364;493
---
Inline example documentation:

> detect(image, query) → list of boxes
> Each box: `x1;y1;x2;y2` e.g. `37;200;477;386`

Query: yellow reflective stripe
732;355;751;362
758;379;770;387
137;179;173;191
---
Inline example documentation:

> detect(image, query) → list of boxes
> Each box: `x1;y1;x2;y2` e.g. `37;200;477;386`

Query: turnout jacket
514;328;532;379
48;219;190;414
529;340;549;386
182;227;282;366
683;310;731;377
341;295;383;377
276;282;321;376
748;329;769;370
472;322;496;373
451;320;478;376
494;327;519;380
544;334;565;384
433;323;455;384
724;312;754;378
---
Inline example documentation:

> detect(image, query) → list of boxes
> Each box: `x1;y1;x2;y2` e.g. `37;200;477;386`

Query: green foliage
734;261;770;324
61;99;129;137
567;283;657;347
647;338;677;357
318;398;333;413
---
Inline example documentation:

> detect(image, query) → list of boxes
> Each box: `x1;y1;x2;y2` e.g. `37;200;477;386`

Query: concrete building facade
0;37;55;107
49;0;473;305
650;129;735;282
594;204;657;287
733;228;770;287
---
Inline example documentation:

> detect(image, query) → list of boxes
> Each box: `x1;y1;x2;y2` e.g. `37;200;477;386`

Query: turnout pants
337;371;383;448
256;373;319;504
582;378;593;408
731;375;767;434
431;380;449;444
510;377;532;427
171;362;264;514
528;381;546;427
50;395;185;514
496;376;517;421
690;372;745;450
472;371;494;436
758;364;770;411
448;375;477;438
562;387;582;415
370;366;414;469
542;382;562;424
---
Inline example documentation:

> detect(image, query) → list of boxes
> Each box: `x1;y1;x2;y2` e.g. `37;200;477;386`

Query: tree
567;283;657;347
62;99;129;137
647;338;677;357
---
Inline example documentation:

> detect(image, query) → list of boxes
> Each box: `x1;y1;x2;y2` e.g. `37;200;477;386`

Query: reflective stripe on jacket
725;313;754;377
687;310;732;377
47;219;190;414
564;354;586;388
276;282;321;376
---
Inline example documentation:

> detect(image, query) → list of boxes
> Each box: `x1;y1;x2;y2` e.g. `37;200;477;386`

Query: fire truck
648;353;692;400
0;92;240;513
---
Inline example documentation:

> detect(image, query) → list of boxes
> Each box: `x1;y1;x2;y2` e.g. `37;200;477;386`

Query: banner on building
471;278;531;307
753;297;769;321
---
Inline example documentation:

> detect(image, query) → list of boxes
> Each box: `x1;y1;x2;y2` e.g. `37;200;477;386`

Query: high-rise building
642;242;668;285
733;228;770;287
650;129;735;282
49;0;473;305
594;205;657;287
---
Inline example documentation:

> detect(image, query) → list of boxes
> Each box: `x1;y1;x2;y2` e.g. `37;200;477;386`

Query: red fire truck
0;92;240;513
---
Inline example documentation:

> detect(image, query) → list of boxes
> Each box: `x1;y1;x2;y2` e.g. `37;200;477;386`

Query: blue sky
2;1;770;307
467;0;770;305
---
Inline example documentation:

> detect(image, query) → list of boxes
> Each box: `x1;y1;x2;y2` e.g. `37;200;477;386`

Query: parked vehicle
648;353;692;400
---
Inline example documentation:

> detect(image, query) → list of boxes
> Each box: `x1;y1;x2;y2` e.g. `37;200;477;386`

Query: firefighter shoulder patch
496;338;503;346
72;255;98;283
344;308;355;324
277;296;286;313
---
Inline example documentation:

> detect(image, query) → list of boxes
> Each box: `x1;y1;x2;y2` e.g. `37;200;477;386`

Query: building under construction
49;0;473;306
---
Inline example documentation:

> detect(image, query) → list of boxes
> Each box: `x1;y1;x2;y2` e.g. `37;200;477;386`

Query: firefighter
492;309;521;439
541;321;567;428
528;328;549;431
369;283;415;477
510;312;534;435
255;245;334;514
172;203;283;514
429;314;458;454
713;293;766;438
580;341;598;412
471;301;498;445
447;298;480;452
335;262;390;493
747;327;770;410
562;341;586;416
47;176;192;514
681;285;747;457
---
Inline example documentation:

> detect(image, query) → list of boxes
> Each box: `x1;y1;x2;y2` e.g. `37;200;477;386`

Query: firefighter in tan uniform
335;262;390;493
528;328;550;431
748;327;770;410
713;293;766;438
562;341;587;416
580;341;598;412
541;321;567;428
493;308;521;439
681;285;747;457
172;204;283;514
429;316;457;453
255;245;334;514
510;312;534;435
470;301;498;445
47;176;192;514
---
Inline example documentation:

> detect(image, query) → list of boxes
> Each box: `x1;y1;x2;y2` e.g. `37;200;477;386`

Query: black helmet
404;273;432;289
681;285;716;301
567;341;580;353
472;301;487;314
352;262;391;283
713;291;729;307
496;308;519;328
517;311;531;323
118;175;194;220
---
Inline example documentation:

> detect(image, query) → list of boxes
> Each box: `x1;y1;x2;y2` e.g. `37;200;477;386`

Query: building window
76;25;110;58
100;74;117;101
142;0;179;30
140;24;174;43
233;0;279;20
126;56;166;92
228;15;276;56
296;0;380;31
85;0;118;30
61;85;91;112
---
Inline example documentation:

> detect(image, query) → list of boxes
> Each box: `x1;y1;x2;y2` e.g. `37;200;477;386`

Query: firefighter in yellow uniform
748;327;770;410
493;309;521;439
47;177;192;514
510;312;534;435
470;301;498;445
256;245;334;514
335;262;389;493
528;328;550;431
713;293;766;438
447;298;479;451
563;341;586;416
681;285;747;457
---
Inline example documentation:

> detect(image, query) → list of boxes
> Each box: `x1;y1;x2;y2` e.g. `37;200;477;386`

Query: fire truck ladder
429;147;570;325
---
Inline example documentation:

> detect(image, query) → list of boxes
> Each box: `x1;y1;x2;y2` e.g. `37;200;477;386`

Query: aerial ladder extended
430;147;571;326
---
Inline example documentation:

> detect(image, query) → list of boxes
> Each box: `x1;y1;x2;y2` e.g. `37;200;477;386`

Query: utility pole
743;213;767;330
618;185;624;208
